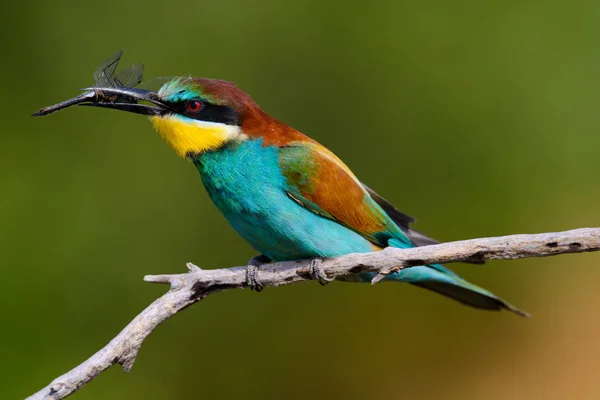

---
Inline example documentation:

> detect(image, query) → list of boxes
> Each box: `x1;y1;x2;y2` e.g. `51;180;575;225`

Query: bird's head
143;78;253;158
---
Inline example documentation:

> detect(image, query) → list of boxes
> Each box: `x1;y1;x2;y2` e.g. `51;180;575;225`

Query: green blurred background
3;0;600;398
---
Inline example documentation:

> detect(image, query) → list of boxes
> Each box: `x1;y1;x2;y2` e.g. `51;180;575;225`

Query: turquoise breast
194;138;375;261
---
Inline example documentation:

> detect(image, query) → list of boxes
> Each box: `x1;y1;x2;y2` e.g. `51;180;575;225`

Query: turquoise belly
194;139;374;261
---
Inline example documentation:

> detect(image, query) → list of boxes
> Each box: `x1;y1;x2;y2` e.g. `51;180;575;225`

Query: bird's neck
150;107;317;159
239;107;317;147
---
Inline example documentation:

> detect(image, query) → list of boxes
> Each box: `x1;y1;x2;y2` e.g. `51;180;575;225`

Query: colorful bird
33;66;528;316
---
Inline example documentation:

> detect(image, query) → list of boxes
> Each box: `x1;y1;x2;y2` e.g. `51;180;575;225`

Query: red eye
186;100;202;113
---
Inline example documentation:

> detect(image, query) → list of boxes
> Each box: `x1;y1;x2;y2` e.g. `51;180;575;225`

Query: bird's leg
246;254;271;292
309;257;334;286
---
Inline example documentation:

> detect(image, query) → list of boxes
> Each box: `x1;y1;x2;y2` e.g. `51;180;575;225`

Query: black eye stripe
165;99;240;126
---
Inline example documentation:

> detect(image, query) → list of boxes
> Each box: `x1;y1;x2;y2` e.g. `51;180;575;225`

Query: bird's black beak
32;87;171;117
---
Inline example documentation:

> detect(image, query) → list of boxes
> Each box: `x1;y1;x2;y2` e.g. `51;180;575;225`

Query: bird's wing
278;141;412;248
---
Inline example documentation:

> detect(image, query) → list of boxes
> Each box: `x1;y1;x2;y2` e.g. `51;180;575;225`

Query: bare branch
27;228;600;400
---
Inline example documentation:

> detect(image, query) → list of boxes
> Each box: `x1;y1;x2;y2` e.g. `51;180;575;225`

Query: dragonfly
32;50;152;116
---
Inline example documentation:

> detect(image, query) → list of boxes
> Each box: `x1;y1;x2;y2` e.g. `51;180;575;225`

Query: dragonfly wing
93;50;123;87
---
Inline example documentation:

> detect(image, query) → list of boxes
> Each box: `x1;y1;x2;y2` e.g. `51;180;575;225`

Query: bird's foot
246;254;270;292
309;257;333;286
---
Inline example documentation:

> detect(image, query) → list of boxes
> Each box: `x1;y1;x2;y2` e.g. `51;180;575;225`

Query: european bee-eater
33;67;527;316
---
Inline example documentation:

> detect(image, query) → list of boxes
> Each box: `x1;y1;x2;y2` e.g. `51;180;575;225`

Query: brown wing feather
279;142;409;246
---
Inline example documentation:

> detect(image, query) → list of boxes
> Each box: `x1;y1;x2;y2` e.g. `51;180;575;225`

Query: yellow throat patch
150;115;243;157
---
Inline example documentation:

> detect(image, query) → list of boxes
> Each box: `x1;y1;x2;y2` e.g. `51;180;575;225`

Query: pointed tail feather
411;278;530;317
353;265;529;317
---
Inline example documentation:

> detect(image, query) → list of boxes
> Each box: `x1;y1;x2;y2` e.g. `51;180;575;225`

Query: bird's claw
309;257;333;286
246;255;270;292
